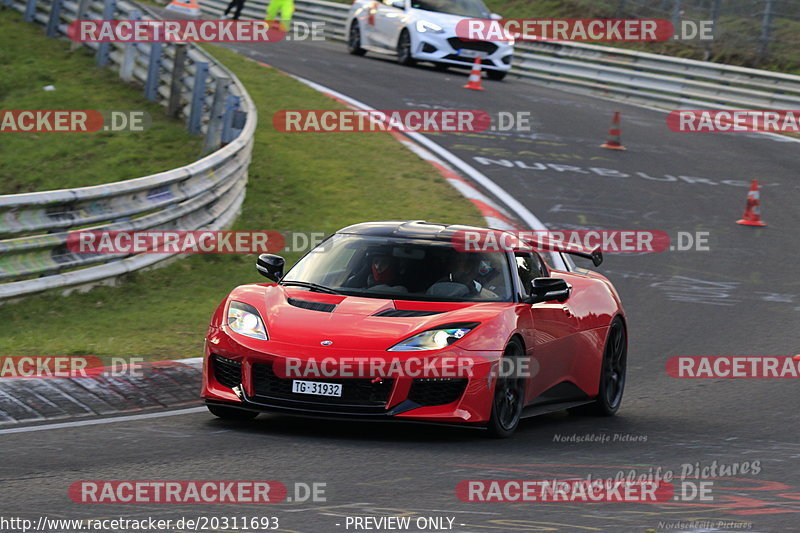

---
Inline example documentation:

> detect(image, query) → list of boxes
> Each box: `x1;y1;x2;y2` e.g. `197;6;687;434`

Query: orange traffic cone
736;179;767;227
601;111;626;150
166;0;201;16
463;57;485;91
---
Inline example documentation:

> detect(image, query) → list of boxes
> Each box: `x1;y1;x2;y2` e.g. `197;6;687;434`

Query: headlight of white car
415;20;444;34
388;323;478;351
227;301;268;340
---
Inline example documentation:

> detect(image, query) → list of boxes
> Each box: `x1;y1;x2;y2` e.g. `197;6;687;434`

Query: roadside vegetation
0;43;484;361
0;10;203;194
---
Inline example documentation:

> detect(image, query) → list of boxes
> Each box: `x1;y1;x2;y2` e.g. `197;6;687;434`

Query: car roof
337;220;499;243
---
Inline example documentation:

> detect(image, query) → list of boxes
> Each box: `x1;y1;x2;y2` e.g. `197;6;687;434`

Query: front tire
207;404;258;420
348;22;367;56
486;69;507;81
486;339;526;438
396;30;416;66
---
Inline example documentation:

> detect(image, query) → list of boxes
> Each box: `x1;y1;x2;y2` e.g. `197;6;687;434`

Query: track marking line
0;406;207;435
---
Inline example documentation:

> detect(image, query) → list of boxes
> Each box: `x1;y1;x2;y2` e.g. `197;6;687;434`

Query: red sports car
202;221;627;437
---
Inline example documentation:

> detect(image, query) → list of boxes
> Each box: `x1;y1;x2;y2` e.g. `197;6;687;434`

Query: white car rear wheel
348;22;367;56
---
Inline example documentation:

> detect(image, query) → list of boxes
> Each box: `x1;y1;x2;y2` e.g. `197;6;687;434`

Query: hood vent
287;298;336;313
374;309;443;318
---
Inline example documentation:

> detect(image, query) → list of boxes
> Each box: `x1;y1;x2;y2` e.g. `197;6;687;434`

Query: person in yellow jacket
265;0;294;30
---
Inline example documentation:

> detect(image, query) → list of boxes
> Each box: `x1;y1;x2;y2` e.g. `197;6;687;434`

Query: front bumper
202;330;501;425
411;33;513;71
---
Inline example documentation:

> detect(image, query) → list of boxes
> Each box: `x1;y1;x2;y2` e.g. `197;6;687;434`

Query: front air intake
408;378;468;406
373;309;443;318
287;298;336;313
212;355;242;389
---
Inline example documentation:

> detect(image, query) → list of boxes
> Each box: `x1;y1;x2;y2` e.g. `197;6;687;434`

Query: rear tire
575;317;627;416
486;69;507;81
207;404;258;420
433;62;449;72
348;23;367;56
397;30;416;66
486;339;526;438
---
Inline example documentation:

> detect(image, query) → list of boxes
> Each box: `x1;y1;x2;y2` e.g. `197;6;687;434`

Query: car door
516;252;580;403
360;1;382;47
372;0;407;49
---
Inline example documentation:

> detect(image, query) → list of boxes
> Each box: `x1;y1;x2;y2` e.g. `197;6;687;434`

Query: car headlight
388;323;478;351
227;301;268;340
416;20;444;33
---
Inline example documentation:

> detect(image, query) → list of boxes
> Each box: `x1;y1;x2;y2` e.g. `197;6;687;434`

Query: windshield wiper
280;280;342;295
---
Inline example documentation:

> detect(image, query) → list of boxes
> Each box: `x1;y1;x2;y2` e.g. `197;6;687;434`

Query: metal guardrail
0;0;256;301
199;0;800;110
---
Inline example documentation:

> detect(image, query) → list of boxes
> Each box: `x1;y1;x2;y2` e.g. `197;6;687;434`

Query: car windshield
282;234;513;302
410;0;491;18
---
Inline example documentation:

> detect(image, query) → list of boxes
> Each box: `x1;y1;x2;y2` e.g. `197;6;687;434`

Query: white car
346;0;514;80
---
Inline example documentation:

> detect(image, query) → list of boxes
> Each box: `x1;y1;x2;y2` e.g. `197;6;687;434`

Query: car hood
236;284;509;351
409;9;510;45
409;9;473;31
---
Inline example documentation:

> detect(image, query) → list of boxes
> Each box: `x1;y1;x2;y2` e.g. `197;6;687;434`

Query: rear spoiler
520;233;604;267
565;247;604;267
453;229;604;267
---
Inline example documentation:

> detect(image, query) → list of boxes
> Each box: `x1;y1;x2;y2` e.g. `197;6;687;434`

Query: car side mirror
388;0;405;8
256;254;285;282
527;277;571;304
490;13;502;20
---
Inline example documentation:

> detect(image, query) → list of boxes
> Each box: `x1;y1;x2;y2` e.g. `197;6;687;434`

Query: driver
368;254;398;287
442;252;483;294
362;253;409;294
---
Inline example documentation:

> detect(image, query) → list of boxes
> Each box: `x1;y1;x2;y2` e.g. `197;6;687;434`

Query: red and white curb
0;358;203;428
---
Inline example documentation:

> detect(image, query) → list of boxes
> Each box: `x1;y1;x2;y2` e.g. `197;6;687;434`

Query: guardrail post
188;61;209;135
144;42;163;101
167;43;188;117
710;0;721;26
119;10;140;82
96;0;117;67
759;0;775;61
45;0;62;36
670;0;681;30
615;0;626;18
204;77;230;152
221;94;240;145
23;0;37;22
70;0;90;50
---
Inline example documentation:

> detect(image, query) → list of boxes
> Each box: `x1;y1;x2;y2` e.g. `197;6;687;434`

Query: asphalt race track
3;23;800;533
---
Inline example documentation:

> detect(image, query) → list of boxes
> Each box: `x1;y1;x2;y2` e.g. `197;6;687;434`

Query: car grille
442;54;499;67
212;355;242;389
252;363;394;407
447;38;498;54
408;378;468;406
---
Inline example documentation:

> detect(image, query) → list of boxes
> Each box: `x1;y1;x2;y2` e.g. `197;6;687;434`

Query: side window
515;252;547;297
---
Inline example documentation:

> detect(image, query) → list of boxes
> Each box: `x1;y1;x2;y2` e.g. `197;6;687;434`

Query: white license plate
459;49;487;58
292;380;342;397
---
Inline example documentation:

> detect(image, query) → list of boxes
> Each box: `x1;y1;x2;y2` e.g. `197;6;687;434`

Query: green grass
0;10;203;194
0;43;484;361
